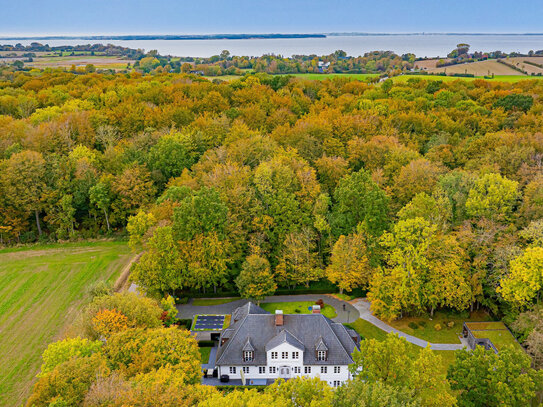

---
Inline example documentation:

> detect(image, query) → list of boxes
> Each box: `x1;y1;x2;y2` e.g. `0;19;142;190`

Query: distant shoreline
1;33;543;41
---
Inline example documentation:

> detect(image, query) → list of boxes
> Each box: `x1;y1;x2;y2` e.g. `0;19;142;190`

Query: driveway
351;298;465;351
176;294;359;324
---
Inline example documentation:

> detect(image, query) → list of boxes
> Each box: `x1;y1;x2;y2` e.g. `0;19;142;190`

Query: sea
6;34;543;58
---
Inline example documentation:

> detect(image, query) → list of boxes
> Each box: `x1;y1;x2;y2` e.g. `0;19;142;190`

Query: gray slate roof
265;329;305;352
216;302;359;366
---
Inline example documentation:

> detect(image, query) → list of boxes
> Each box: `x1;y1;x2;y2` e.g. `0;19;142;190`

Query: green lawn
388;310;492;344
345;318;455;376
192;297;240;306
466;322;522;351
0;241;133;406
260;301;337;319
288;73;379;81
199;346;212;364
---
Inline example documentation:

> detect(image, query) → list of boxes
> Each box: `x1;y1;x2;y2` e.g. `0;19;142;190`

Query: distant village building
318;61;330;73
214;302;360;386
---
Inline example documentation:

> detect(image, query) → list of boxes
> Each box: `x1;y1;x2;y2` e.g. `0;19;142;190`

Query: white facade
217;341;352;387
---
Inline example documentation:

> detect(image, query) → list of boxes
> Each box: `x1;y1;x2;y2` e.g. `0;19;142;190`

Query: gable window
242;366;250;374
281;351;288;359
259;366;266;374
269;366;277;374
321;366;327;374
271;351;278;359
229;367;236;374
304;366;311;374
317;350;327;361
292;351;299;359
243;351;254;362
334;366;340;374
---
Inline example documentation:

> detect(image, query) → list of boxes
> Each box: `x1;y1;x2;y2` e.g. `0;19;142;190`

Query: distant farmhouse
318;61;330;73
214;302;360;386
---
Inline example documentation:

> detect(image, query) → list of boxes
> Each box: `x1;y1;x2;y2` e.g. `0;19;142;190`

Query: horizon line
2;32;543;40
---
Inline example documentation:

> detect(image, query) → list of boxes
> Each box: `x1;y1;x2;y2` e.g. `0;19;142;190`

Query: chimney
312;305;321;314
275;310;283;326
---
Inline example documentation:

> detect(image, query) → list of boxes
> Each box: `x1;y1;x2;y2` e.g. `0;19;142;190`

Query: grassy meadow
0;241;133;406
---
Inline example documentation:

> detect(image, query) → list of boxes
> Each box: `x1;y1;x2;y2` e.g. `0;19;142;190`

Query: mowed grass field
392;74;542;83
0;241;133;406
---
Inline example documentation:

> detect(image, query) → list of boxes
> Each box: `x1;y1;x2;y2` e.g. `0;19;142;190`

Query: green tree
447;346;541;407
38;337;102;377
126;210;156;250
499;247;543;306
235;254;277;304
332;169;389;239
465;173;519;222
89;176;114;232
335;381;421;407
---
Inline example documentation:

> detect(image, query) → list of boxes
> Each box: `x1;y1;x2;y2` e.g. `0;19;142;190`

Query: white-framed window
269;366;277;374
242;366;250;374
282;351;288;359
293;366;301;374
243;351;254;361
259;366;266;374
317;350;326;361
292;351;299;359
304;366;311;374
271;351;278;359
334;366;340;374
333;380;341;387
229;367;236;374
321;366;327;374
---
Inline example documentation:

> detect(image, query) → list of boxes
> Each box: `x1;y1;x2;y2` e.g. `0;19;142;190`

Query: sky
1;0;543;37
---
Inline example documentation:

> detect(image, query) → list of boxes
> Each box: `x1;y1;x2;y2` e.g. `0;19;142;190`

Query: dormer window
243;350;254;361
315;336;328;361
317;350;327;361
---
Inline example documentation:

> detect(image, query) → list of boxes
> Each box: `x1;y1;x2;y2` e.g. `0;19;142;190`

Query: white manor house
214;302;360;387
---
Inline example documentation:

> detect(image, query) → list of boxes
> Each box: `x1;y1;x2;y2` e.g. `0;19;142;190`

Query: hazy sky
1;0;543;36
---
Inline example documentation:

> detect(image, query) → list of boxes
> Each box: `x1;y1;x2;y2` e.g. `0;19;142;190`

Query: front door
279;366;291;378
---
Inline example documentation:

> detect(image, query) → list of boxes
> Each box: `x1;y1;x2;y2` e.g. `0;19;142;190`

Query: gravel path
350;298;465;350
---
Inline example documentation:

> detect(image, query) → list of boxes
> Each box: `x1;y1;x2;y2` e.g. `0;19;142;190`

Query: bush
434;323;442;331
176;297;189;304
447;321;455;329
177;319;192;330
198;340;215;347
408;322;419;330
294;308;301;313
418;321;427;328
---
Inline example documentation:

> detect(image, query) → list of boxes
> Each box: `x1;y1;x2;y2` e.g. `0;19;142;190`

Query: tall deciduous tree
499;247;543;306
235;254;276;304
326;229;371;293
447;346;542;407
465;173;519;222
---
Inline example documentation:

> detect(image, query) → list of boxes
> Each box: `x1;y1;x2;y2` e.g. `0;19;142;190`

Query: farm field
0;241;133;406
205;72;379;82
414;58;452;70
26;55;134;70
428;59;522;76
392;74;542;83
507;57;543;75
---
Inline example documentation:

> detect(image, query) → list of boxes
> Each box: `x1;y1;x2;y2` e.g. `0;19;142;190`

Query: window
242;366;250;374
243;351;254;362
282;351;288;359
321;366;327;374
271;351;278;359
292;351;299;359
259;366;266;374
317;350;327;361
293;366;301;374
334;366;340;374
229;367;236;374
269;366;276;374
333;380;341;387
304;366;311;374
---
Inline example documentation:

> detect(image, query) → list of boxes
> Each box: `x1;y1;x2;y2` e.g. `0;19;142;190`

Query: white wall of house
217;342;351;386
